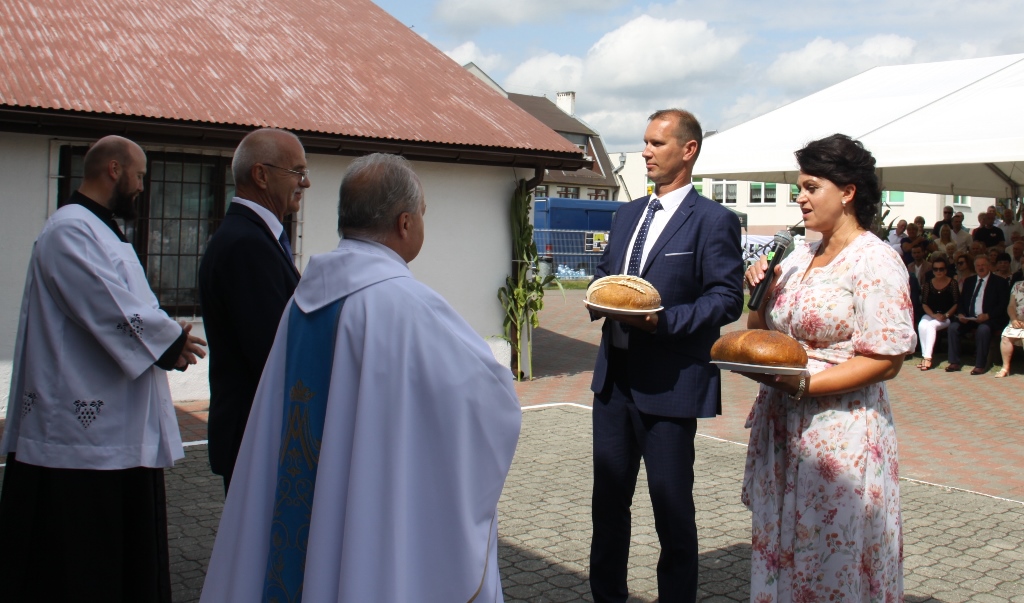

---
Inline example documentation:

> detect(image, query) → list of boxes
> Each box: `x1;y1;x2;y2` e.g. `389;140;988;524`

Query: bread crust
710;329;808;368
586;275;661;310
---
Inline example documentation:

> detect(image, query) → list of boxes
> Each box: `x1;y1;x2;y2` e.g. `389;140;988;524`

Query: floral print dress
742;232;917;603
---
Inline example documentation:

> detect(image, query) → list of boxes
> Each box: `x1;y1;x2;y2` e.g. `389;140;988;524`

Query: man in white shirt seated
887;219;907;249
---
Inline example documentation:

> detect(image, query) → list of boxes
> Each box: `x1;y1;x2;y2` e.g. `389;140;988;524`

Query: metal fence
534;229;609;280
534;230;775;280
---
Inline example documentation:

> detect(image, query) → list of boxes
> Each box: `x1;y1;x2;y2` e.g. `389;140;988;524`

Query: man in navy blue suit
199;128;308;493
588;110;744;602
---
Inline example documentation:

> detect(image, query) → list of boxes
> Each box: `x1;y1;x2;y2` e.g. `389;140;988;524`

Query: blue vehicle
533;197;627;278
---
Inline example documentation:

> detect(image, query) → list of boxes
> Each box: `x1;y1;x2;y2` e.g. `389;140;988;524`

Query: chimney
556;91;576;116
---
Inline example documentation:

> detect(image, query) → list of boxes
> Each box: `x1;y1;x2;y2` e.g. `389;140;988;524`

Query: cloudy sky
369;0;1023;151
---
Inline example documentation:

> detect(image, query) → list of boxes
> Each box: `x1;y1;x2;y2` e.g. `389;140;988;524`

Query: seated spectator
1010;240;1024;273
932;206;954;237
947;256;1011;374
935;224;954;250
917;257;959;371
996;279;1024;377
1000;208;1024;243
907;243;931;285
950;212;972;251
887;219;907;249
969;240;987;259
994;252;1013;282
942;242;959;260
954;252;975;290
900;223;926;263
914;215;928;237
987;246;1001;267
973;211;1005;248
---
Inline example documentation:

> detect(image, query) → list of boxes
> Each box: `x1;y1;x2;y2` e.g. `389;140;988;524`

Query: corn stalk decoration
497;179;562;380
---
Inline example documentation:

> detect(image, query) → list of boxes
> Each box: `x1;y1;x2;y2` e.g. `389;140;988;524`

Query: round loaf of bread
586;275;661;310
710;329;807;368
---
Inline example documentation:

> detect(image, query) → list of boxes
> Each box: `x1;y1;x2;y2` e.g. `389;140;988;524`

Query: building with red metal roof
0;0;587;406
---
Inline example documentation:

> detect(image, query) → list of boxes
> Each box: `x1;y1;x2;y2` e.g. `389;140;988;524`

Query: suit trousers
948;319;994;368
590;349;698;603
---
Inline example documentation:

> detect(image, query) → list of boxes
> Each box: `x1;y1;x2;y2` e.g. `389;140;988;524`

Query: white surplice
200;238;522;603
1;205;184;470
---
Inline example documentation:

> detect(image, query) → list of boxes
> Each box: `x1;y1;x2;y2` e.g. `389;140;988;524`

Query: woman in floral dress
742;134;917;603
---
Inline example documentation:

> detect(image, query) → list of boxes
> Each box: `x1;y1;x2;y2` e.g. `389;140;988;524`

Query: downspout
613;153;633;201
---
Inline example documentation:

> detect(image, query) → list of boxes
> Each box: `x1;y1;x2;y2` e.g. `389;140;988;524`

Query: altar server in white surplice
200;153;522;603
0;135;207;603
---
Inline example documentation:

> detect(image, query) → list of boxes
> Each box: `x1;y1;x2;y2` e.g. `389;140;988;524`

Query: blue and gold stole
262;299;344;603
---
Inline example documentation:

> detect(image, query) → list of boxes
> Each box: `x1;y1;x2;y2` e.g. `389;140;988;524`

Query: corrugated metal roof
0;0;581;155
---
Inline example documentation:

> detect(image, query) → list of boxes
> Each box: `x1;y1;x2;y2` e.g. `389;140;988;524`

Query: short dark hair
794;134;881;230
337;153;422;241
648;109;702;159
996;252;1012;264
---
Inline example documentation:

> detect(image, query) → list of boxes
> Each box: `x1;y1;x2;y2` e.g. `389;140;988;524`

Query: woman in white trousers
918;257;959;370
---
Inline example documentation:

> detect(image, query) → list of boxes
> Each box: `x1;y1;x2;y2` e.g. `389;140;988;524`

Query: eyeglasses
263;164;310;182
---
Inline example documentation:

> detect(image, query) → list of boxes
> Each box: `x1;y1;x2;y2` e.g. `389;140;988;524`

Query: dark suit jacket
198;203;300;476
590;188;744;418
961;273;1011;329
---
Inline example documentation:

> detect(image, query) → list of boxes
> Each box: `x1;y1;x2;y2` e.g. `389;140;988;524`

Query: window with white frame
556;186;580;199
588;188;609;200
951;195;971;206
749;183;777;204
711;181;737;204
881;191;905;204
535;185;548;198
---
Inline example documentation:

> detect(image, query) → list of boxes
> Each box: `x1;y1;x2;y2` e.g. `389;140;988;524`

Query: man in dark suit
947;255;1010;374
198;128;308;492
588;109;744;602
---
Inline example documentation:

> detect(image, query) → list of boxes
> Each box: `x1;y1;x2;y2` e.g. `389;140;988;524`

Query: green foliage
497;179;563;380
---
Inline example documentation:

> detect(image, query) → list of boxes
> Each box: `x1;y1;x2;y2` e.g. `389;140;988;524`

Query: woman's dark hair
996;252;1012;264
795;133;881;230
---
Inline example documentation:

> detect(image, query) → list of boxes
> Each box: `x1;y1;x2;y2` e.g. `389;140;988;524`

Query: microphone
747;230;794;311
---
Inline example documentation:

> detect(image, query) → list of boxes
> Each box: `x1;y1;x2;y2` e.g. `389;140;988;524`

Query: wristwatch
792;376;807;401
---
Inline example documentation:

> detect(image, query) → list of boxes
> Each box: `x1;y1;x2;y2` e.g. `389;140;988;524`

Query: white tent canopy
695;54;1024;198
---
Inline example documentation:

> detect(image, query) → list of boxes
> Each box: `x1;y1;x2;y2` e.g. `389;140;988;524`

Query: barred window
556;186;580;199
57;146;239;317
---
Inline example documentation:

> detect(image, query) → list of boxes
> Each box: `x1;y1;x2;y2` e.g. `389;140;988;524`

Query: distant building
613;151;996;236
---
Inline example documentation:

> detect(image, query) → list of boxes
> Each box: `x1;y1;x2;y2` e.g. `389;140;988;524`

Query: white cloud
444;41;503;71
500;15;744;148
504;53;584;96
434;0;624;31
502;16;743;101
584;15;744;91
767;35;916;93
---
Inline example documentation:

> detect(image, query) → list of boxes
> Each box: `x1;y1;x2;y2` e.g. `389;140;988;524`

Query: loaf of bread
586;275;661;310
710;329;807;368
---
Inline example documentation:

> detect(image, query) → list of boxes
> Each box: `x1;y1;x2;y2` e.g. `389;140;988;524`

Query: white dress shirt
972;276;988;317
612;184;692;348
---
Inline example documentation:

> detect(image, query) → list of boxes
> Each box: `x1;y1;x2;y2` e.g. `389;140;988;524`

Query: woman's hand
744;256;782;292
738;371;803;395
1013;319;1024;329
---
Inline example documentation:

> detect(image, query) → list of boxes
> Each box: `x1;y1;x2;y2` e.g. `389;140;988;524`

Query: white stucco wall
1;136;516;413
301;155;517;362
0;133;52;415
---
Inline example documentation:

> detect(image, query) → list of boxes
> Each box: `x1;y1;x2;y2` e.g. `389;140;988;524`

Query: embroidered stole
262;299;344;603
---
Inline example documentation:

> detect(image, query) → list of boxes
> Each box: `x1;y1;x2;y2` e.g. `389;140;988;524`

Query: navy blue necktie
627;198;663;276
969;277;984;317
279;231;293;261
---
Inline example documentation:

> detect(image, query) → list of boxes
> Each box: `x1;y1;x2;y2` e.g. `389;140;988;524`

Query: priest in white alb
200;153;522;602
0;135;206;603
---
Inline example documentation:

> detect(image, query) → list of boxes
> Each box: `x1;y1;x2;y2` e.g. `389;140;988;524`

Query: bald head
83;135;143;181
232;129;303;188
